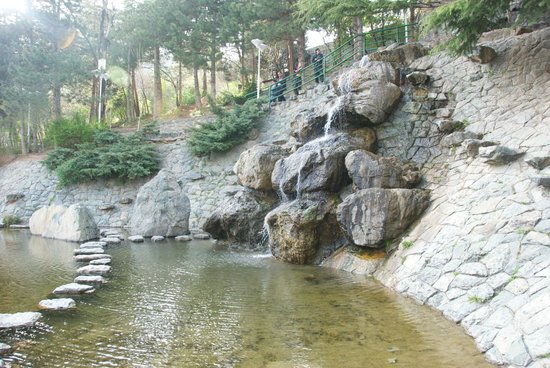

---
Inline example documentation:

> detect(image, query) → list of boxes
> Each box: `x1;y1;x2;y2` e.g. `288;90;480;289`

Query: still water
0;230;492;368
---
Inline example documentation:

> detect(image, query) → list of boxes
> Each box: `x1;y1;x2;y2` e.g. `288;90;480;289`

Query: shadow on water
0;230;493;367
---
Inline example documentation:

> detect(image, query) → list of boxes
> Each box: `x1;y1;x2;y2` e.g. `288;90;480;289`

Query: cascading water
323;95;345;137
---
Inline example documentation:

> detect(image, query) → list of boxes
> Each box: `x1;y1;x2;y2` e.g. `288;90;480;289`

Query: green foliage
45;114;97;149
140;122;160;137
44;131;160;186
181;87;197;106
423;0;550;54
401;239;414;249
187;98;267;157
468;295;485;304
2;215;21;227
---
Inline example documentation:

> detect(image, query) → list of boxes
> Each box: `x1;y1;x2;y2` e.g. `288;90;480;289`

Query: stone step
90;258;111;265
0;312;42;329
77;265;112;276
38;298;76;311
74;254;111;262
74;248;105;255
74;275;106;284
53;283;94;295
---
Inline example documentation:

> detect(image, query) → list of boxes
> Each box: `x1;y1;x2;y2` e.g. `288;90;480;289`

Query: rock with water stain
38;298;76;311
128;169;190;237
337;188;430;248
345;150;421;189
0;312;42;329
53;283;94;295
233;144;286;191
344;80;402;125
272;132;375;197
203;189;277;248
265;193;346;265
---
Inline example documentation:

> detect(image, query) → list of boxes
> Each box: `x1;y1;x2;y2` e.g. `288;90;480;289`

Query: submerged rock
0;312;42;329
29;203;99;242
38;298;76;311
53;283;95;295
265;193;345;265
203;189;277;248
234;144;286;191
337;188;430;248
128;169;191;237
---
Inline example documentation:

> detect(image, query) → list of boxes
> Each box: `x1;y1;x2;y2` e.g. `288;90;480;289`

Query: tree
424;0;550;53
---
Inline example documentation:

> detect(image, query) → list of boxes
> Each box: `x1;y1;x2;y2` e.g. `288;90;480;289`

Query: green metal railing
245;22;418;103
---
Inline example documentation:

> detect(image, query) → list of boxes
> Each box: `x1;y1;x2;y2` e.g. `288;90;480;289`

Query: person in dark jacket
312;48;324;83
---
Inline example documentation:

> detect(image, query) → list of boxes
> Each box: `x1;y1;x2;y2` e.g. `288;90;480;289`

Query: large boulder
345;150;421;189
272;132;376;198
202;189;277;248
333;61;398;94
234;144;286;191
337;188;430;248
29;204;99;242
344;80;402;125
367;42;428;67
265;193;345;265
128;169;190;237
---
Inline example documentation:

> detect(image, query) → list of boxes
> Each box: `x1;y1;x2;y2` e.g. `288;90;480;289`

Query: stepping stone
151;236;165;242
74;275;106;284
90;258;111;265
8;224;29;229
38;298;76;311
0;312;42;329
0;343;11;355
175;235;192;242
100;237;121;244
128;235;144;243
77;265;112;276
74;248;104;255
194;233;211;240
53;283;94;295
74;254;112;262
79;241;107;248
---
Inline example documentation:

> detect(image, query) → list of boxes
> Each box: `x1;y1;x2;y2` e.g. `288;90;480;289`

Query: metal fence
245;23;419;102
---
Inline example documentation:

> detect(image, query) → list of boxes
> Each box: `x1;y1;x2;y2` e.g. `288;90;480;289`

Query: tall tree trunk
202;68;207;96
19;116;27;155
297;30;306;67
177;61;182;108
52;84;62;119
354;16;364;59
210;42;216;99
131;68;140;117
126;48;136;122
153;45;163;118
193;64;202;109
288;39;295;71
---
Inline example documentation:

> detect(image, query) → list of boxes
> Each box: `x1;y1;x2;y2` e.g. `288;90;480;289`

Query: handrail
245;22;418;102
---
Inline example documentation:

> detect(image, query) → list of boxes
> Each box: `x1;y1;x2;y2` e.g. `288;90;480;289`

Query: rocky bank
0;26;549;368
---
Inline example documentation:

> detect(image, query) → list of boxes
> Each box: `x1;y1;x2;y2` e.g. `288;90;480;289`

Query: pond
0;230;492;367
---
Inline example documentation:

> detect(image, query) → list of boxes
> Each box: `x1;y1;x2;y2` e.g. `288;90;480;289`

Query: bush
187;98;266;157
45;113;97;149
44;131;161;186
3;215;21;227
181;87;196;106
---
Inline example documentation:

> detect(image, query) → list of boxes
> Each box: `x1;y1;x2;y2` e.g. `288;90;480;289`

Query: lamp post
251;39;267;99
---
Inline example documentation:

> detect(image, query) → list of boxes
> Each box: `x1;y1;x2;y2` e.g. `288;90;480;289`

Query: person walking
312;48;324;83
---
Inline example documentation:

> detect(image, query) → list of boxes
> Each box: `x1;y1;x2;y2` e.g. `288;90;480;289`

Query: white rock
175;235;192;241
74;275;106;284
53;283;94;295
38;298;76;311
79;241;107;248
76;265;112;276
0;342;11;354
74;254;112;262
151;235;165;242
29;204;99;242
0;312;42;329
193;233;211;240
74;247;104;255
100;237;121;244
90;258;111;265
128;235;144;243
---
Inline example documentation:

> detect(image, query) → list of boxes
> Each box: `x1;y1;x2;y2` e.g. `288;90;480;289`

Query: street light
251;39;267;99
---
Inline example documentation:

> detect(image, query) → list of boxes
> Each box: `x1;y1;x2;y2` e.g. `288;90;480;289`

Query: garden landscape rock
0;312;42;329
53;283;94;295
29;204;99;242
38;298;76;311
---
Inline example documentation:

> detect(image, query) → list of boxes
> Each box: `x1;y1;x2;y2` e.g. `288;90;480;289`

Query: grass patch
2;215;21;227
401;239;414;249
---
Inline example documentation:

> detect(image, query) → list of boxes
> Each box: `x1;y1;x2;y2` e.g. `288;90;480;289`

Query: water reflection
0;231;492;367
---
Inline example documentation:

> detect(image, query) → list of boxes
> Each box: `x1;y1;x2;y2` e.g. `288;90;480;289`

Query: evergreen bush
45;113;97;149
187;97;266;157
44;131;160;186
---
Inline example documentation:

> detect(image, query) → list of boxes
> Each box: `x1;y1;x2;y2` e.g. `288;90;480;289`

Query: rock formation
29;203;99;242
128;169;190;237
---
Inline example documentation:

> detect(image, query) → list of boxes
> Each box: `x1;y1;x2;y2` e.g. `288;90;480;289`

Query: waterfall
324;95;344;136
338;70;355;95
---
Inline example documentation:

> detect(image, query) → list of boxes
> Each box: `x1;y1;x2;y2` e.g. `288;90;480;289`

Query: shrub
181;87;196;106
45;113;97;149
3;215;21;227
187;97;266;157
44;131;161;186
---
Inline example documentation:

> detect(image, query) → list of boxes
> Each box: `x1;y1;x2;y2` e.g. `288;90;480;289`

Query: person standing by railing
293;63;303;95
312;48;324;83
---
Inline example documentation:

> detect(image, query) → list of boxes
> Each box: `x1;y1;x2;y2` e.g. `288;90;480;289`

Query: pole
256;49;261;99
98;75;103;125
